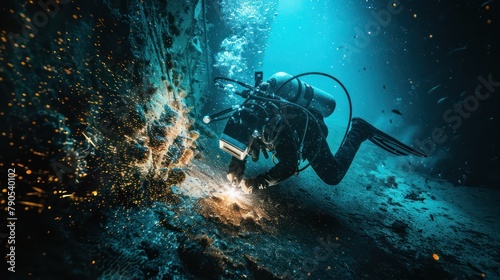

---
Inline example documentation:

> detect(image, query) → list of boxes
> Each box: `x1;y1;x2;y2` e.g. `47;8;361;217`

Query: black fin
369;132;427;158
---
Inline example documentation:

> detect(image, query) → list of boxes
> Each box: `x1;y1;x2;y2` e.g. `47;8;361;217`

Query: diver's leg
353;118;427;157
309;120;372;185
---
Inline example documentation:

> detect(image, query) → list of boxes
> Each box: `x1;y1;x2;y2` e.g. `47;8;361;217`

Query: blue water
263;0;391;123
1;0;498;278
214;0;499;186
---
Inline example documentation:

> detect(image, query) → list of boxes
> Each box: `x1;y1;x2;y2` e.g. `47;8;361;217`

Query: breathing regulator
204;71;353;171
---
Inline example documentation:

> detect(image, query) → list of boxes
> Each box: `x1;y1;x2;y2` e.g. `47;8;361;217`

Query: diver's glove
227;157;246;187
241;176;269;194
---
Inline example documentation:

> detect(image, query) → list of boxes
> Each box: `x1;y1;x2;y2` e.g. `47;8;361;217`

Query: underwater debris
427;84;441;95
391;109;402;116
447;45;468;56
385;175;398;188
437;97;449;104
387;197;403;207
405;191;425;202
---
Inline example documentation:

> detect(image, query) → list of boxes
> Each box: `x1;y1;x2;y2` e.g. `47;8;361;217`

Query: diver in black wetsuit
227;108;388;194
210;72;426;194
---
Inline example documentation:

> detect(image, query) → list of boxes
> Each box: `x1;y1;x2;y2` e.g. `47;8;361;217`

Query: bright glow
432;253;440;261
199;183;269;228
225;187;239;198
221;185;246;202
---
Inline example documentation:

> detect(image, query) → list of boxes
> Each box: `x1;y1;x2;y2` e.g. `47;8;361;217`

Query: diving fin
370;134;427;157
353;118;427;158
369;129;427;158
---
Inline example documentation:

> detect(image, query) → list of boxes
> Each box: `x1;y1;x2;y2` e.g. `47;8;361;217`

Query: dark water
1;0;499;279
213;0;500;188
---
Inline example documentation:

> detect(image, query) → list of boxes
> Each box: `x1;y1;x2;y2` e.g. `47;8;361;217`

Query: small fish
447;44;468;56
391;109;403;116
390;119;393;124
382;109;385;113
383;85;386;89
427;84;441;95
437;97;449;104
430;214;434;221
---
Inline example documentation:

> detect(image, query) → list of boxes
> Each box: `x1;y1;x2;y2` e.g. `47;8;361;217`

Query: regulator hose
273;72;353;148
213;72;353;173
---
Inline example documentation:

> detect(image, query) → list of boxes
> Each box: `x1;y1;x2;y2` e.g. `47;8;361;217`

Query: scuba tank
264;72;336;117
209;71;348;165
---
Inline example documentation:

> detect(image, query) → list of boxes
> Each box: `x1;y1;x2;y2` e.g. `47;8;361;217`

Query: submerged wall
1;0;207;276
1;0;209;207
0;0;278;277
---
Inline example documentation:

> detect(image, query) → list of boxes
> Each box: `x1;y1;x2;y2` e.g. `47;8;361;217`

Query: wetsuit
228;106;372;189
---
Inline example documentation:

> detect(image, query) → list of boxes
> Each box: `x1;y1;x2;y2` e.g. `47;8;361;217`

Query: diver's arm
227;156;246;187
241;137;298;193
259;151;297;186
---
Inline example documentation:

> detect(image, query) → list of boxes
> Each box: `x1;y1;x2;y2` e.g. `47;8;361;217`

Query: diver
206;72;427;194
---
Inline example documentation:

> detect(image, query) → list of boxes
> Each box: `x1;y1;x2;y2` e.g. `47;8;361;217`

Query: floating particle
427;84;441;95
437;97;449;104
391;109;403;116
447;45;468;55
432;253;440;261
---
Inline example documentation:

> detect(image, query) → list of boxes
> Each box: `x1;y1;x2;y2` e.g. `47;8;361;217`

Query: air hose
212;72;353;173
